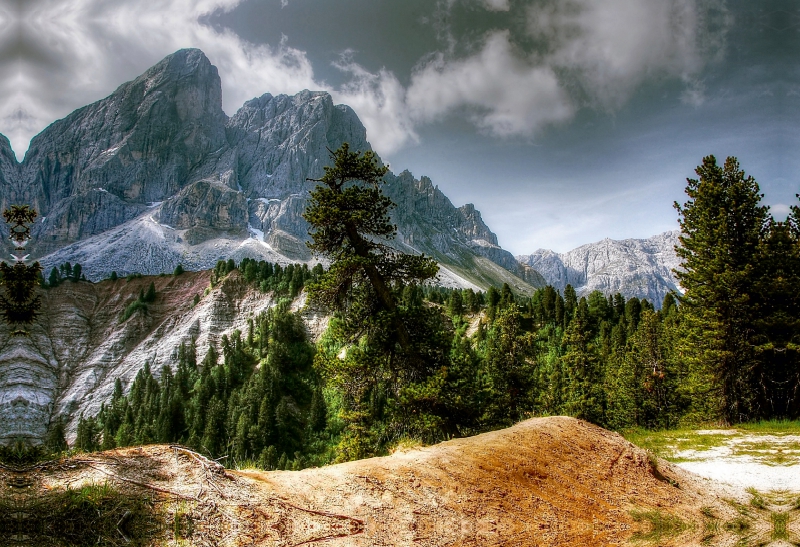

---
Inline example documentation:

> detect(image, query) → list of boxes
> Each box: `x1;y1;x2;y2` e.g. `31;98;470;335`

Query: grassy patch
723;516;751;534
0;481;159;546
725;498;754;518
746;487;766;510
737;419;800;434
771;512;788;541
731;440;800;466
622;428;733;461
630;509;692;542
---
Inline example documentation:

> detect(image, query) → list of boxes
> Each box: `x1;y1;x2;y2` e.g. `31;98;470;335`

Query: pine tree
45;416;69;453
674;155;770;422
750;218;800;417
303;143;450;452
560;297;604;423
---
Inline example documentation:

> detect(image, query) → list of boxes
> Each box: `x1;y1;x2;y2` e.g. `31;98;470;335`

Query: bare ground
5;416;774;546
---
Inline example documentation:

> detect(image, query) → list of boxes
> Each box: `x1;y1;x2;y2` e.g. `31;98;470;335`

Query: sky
0;0;796;253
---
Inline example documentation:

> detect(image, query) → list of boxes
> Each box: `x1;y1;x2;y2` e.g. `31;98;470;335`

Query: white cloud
407;31;574;137
332;55;419;155
0;0;730;160
525;0;729;110
401;0;730;140
769;203;791;219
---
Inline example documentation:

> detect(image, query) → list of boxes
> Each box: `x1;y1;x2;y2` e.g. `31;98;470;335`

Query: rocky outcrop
517;231;682;306
0;48;541;293
226;91;370;200
0;134;19;247
156;178;248;243
385;171;544;291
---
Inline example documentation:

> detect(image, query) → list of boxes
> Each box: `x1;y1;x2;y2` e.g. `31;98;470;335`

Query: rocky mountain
0;48;541;294
517;231;682;306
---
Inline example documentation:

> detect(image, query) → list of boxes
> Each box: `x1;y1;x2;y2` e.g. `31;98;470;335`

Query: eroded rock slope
0;271;313;443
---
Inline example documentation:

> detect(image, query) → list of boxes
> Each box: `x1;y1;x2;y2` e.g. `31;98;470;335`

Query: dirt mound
18;417;749;546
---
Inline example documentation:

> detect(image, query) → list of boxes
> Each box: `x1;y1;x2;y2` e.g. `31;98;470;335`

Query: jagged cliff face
21;50;230;256
0;134;17;247
0;271;327;443
517;231;682;307
0;48;538;293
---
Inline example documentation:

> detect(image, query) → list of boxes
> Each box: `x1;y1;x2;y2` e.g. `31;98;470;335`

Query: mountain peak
150;48;214;79
518;231;681;306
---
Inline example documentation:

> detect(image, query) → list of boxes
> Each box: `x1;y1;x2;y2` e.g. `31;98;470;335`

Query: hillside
6;417;750;547
0;270;313;444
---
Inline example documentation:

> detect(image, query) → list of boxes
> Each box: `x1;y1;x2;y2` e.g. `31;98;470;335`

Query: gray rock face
0;48;540;293
156;178;249;241
18;49;230;255
385;171;545;290
517;231;682;307
0;134;18;248
226;91;370;199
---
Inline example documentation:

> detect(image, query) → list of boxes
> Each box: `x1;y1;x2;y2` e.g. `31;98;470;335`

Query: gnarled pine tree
304;143;451;457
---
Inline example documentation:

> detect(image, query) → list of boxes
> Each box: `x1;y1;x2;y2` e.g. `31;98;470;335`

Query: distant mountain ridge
517;231;682;307
0;48;541;294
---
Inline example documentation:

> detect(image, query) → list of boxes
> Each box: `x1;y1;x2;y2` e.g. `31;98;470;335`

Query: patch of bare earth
24;417;756;546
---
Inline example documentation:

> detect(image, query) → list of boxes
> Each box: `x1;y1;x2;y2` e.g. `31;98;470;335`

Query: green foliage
675;156;774;422
303;144;457;454
74;154;800;468
45;415;69;454
173;263;185;276
75;414;100;452
98;305;332;469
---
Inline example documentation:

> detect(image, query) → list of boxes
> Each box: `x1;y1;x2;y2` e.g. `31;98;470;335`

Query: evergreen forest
59;153;800;469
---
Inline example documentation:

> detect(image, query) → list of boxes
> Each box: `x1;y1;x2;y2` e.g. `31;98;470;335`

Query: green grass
737;419;800;434
746;487;766;510
0;481;159;546
622;421;800;464
622;427;733;461
630;509;692;542
771;512;788;541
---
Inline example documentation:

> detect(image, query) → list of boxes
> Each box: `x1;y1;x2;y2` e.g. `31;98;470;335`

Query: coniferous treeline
73;262;688;466
80;301;331;470
45;262;85;286
66;154;800;467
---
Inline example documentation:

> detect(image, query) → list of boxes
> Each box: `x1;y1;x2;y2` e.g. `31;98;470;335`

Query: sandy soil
10;416;760;547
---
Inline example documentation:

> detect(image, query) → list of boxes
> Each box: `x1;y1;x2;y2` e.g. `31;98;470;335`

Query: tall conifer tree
674;155;769;422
